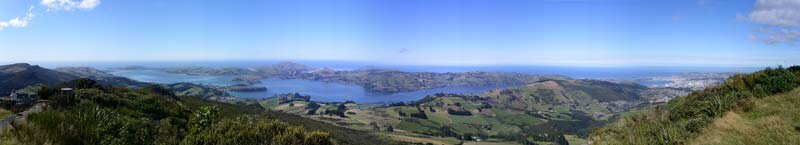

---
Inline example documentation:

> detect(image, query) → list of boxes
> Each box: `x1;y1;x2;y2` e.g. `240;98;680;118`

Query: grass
426;112;452;124
258;99;280;109
450;115;492;125
0;132;23;145
493;109;542;126
565;135;589;145
0;108;10;118
689;88;800;145
384;133;461;145
590;66;800;145
396;118;441;134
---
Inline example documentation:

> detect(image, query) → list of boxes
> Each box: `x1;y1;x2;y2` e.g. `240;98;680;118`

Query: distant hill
0;63;78;95
120;62;565;94
0;65;245;105
55;67;150;88
54;67;258;104
591;66;800;145
161;82;244;103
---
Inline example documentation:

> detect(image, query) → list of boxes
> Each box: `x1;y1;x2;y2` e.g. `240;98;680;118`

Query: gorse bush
2;79;333;145
591;66;800;145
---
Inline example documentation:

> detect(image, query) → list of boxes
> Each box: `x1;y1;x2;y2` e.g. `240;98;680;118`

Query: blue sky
0;0;798;67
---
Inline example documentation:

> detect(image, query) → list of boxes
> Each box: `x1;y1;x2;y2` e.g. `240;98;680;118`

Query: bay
110;69;509;103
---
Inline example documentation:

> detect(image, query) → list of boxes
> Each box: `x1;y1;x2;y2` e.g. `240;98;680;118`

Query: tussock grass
690;88;800;145
591;66;800;145
0;108;10;118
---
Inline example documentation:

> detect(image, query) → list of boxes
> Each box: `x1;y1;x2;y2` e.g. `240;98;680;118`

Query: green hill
0;63;78;95
379;79;655;144
260;78;687;144
0;79;353;145
55;67;150;88
591;66;800;145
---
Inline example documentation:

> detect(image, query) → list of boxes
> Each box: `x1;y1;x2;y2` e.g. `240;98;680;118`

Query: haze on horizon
1;0;799;67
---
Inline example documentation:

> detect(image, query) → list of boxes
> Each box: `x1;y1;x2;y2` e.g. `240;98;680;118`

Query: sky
0;0;798;67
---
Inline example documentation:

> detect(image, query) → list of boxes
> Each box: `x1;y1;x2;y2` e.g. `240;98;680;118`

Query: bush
4;79;334;145
591;66;800;145
447;109;473;116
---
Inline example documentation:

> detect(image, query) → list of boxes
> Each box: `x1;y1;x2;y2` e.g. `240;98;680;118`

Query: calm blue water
110;69;509;103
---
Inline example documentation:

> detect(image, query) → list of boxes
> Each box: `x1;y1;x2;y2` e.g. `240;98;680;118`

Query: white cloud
41;0;101;11
747;0;800;27
0;0;101;31
744;0;800;44
747;28;800;44
0;6;35;30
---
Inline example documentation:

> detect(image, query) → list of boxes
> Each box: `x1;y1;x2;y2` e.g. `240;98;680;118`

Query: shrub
591;66;800;145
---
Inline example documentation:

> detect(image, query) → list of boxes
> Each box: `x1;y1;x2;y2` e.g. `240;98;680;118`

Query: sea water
109;69;510;103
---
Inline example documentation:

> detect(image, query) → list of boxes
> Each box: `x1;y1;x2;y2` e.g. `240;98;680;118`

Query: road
0;102;46;131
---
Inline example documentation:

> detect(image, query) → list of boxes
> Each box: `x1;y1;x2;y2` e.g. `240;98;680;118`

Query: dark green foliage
305;102;321;115
446;108;473;116
5;79;333;145
591;66;800;144
305;102;321;110
480;102;492;109
36;86;56;100
321;103;348;117
523;133;569;145
181;108;332;145
263;109;400;145
410;112;428;119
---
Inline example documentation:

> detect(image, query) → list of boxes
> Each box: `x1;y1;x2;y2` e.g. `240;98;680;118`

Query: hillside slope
0;79;333;145
690;88;800;145
377;79;661;144
591;66;800;145
0;63;77;95
260;78;688;144
55;67;150;88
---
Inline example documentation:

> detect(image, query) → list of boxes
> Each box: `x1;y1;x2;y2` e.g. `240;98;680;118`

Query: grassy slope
0;79;395;145
591;66;800;145
257;78;663;144
0;108;9;118
689;88;800;145
366;79;646;144
179;96;400;145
